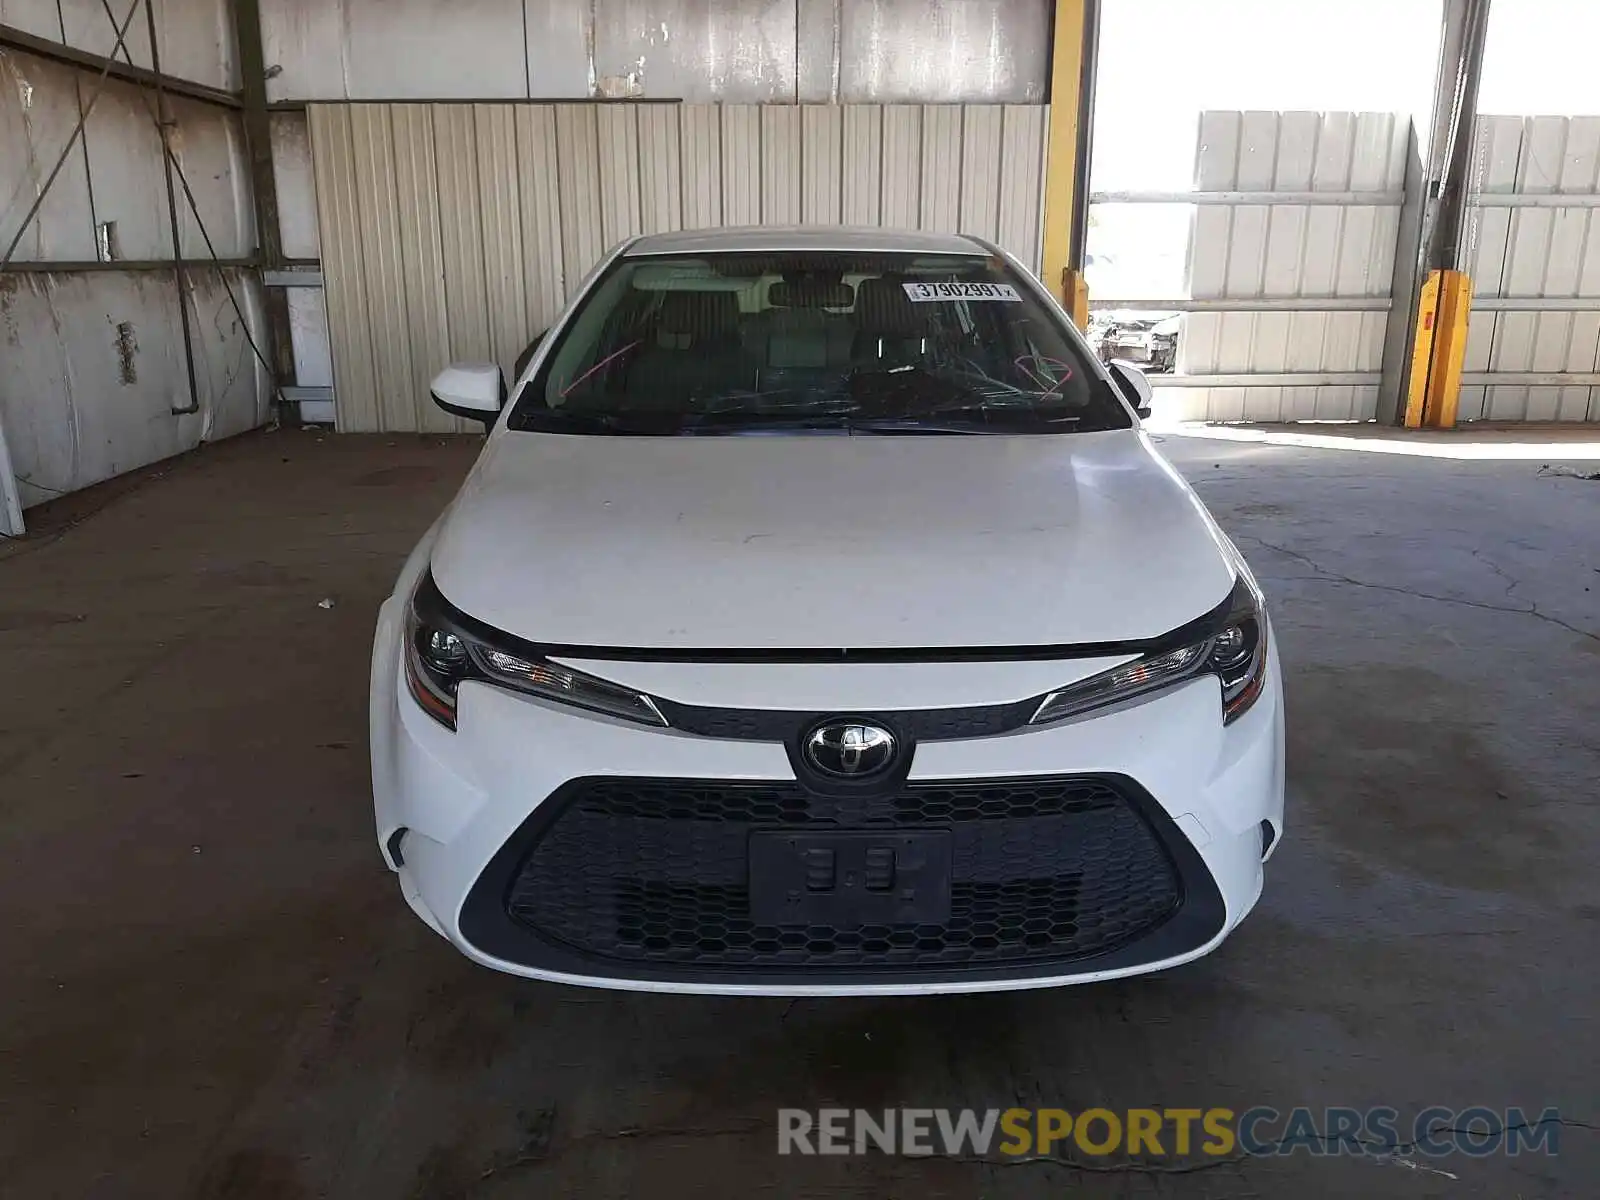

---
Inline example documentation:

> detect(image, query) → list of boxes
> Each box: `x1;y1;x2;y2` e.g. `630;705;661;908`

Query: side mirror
1107;359;1154;419
430;362;505;428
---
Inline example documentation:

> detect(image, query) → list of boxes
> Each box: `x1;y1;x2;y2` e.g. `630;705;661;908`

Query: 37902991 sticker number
901;281;1023;303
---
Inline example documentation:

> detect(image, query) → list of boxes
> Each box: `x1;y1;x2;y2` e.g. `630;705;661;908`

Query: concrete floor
2;427;1597;1198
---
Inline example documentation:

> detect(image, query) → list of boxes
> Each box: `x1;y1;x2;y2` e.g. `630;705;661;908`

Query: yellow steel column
1404;269;1473;428
1041;0;1093;328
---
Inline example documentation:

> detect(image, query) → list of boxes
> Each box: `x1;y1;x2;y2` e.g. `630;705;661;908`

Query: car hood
428;429;1237;651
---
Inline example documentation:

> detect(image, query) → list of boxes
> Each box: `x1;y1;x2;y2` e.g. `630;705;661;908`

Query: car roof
622;226;992;257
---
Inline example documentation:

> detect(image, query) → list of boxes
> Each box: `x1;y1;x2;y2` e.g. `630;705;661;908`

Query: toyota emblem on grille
804;722;897;778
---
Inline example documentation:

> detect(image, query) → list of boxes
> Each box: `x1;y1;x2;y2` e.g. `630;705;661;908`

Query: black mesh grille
502;777;1183;972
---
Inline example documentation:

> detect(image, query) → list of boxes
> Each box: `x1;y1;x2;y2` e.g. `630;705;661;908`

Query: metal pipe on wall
143;0;202;417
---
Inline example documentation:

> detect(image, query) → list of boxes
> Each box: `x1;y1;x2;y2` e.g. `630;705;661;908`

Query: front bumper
370;600;1285;996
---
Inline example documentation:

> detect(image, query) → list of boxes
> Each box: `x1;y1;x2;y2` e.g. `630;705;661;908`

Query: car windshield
507;250;1133;435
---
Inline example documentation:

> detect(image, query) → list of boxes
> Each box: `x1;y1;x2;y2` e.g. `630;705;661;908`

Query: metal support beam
1090;296;1391;314
1401;0;1493;429
1150;373;1383;389
1;257;255;273
1461;371;1600;386
1472;296;1600;312
0;22;240;109
1470;193;1600;208
230;0;299;425
1092;190;1403;207
261;268;322;288
1041;0;1097;327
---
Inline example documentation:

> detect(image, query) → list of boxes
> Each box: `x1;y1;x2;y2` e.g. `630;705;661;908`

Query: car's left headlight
403;572;667;731
1030;574;1268;727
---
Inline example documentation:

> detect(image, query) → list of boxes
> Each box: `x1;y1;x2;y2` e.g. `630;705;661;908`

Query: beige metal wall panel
880;105;922;228
801;105;842;224
309;104;379;432
554;105;602;298
720;105;761;226
996;105;1043;267
918;105;962;234
596;105;643;246
958;105;1002;244
637;105;682;234
474;104;529;385
841;106;882;225
760;105;801;224
678;105;722;230
310;100;1049;430
1177;110;1406;423
391;104;460;433
1462;115;1600;423
432;105;493;395
348;105;415;435
514;105;567;343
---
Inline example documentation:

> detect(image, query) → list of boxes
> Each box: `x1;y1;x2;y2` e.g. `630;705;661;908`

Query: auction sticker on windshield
902;281;1022;302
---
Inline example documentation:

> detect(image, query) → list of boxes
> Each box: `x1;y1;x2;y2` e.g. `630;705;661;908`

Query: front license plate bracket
748;830;953;927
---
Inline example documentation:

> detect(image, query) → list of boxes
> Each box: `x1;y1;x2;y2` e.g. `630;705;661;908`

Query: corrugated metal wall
1460;115;1600;422
1176;110;1409;422
309;101;1047;433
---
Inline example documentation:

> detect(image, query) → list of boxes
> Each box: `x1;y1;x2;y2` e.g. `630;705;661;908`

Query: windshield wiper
852;405;1083;433
678;413;855;434
842;418;983;435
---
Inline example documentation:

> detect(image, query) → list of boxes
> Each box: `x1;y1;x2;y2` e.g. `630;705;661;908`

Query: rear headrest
769;280;854;309
854;277;924;337
656;290;738;341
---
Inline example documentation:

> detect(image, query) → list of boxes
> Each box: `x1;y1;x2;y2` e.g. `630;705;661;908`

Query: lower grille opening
496;776;1193;975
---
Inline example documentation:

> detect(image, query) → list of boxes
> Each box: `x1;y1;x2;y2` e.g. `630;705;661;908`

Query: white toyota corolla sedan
370;227;1285;996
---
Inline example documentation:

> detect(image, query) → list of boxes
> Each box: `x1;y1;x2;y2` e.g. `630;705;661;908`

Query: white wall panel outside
1175;110;1408;423
309;101;1046;433
1460;115;1600;422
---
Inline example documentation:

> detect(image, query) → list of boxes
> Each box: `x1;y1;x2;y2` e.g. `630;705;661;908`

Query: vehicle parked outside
1089;310;1180;373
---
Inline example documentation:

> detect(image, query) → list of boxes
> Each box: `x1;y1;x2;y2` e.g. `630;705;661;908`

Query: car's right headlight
403;572;667;731
1030;574;1267;727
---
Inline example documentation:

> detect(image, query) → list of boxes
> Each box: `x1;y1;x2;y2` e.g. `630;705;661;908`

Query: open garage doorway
1085;0;1443;422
